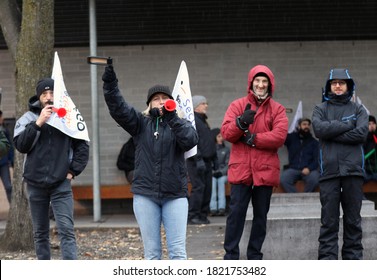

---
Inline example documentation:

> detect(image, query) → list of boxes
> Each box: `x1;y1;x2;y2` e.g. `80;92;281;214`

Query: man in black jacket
13;78;89;260
0;130;10;159
280;117;319;192
117;137;135;183
187;95;217;225
312;69;368;260
363;115;377;182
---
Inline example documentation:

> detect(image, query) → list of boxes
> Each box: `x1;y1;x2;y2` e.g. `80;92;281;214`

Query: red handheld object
164;99;176;112
52;107;67;118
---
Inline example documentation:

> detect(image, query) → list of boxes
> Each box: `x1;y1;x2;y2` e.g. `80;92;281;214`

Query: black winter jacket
193;112;216;161
364;131;377;174
285;132;319;171
104;83;198;199
13;96;89;188
312;98;368;181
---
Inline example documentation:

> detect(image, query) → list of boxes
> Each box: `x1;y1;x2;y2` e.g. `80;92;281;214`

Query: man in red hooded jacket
221;65;288;260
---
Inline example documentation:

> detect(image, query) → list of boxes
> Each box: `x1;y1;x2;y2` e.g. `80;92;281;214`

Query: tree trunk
0;0;21;61
0;0;54;251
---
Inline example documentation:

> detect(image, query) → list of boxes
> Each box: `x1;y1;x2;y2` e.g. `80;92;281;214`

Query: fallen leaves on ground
0;225;225;260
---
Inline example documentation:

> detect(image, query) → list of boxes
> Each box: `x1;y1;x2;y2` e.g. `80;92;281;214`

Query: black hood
28;95;42;114
322;68;355;102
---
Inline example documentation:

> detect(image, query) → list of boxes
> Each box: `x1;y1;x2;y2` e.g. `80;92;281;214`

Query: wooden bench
273;181;319;193
72;183;232;200
72;181;377;200
273;181;377;193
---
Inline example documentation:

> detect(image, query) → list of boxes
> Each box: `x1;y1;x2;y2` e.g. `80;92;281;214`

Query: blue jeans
0;164;12;203
27;179;77;260
133;194;188;260
210;175;227;211
280;168;319;192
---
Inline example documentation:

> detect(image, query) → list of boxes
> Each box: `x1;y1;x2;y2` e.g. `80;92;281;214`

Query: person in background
117;136;135;183
280;117;319;192
102;64;198;260
187;95;217;225
210;128;230;216
0;130;10;161
221;65;288;260
363;115;377;182
0;110;14;203
13;78;90;260
312;68;368;260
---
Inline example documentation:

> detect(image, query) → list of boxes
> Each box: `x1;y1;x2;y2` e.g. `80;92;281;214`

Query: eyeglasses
330;80;346;86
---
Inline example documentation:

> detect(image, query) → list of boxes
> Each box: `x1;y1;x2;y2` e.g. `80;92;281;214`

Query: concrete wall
1;40;377;188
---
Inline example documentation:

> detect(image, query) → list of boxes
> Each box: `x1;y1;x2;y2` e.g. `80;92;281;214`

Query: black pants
224;184;273;260
187;159;212;220
318;176;364;260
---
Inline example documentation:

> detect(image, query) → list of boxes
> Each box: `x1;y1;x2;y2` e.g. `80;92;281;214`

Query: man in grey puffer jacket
312;68;368;260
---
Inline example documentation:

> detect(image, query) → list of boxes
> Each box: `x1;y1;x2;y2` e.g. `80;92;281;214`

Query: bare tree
0;0;54;251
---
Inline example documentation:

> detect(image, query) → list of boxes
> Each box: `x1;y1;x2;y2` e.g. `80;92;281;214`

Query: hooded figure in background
312;68;368;260
221;65;288;260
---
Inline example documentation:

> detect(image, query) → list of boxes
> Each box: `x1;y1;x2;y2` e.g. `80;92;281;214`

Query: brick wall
1;40;376;186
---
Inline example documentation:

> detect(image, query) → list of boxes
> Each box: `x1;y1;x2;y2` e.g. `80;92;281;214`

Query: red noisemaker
164;99;176;112
52;107;67;118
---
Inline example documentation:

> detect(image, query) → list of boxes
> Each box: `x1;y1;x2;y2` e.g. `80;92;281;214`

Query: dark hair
298;117;311;125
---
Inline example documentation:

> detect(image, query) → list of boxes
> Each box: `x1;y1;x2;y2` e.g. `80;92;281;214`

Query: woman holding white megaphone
102;64;199;260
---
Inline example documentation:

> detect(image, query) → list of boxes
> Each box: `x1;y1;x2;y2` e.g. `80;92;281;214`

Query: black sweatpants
223;184;273;260
187;159;213;220
318;176;364;260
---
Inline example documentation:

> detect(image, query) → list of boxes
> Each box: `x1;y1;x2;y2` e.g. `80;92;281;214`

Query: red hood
247;65;275;97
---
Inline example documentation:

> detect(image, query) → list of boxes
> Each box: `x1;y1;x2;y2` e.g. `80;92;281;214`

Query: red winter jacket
221;65;288;187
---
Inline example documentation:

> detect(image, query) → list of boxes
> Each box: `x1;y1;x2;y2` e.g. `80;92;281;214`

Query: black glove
102;65;117;84
149;107;161;118
196;158;206;174
246;133;256;147
240;131;256;147
240;104;256;125
162;106;177;122
213;171;223;178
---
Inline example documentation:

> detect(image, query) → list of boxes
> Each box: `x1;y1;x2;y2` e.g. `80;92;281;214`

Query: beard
299;128;311;138
41;100;53;108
